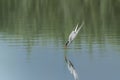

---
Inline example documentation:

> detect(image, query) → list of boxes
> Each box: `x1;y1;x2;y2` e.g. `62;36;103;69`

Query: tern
65;22;84;47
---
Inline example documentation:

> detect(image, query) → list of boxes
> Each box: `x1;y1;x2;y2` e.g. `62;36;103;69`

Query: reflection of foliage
0;0;120;46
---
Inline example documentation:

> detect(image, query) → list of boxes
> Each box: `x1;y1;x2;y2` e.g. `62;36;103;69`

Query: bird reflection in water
64;56;79;80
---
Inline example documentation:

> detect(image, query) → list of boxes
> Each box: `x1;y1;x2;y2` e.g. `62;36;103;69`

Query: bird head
65;41;69;48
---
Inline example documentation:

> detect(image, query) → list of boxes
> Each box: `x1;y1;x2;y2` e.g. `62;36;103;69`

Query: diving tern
65;22;84;47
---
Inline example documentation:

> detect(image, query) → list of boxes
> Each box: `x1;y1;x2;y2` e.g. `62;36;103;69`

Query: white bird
65;56;79;80
65;22;84;47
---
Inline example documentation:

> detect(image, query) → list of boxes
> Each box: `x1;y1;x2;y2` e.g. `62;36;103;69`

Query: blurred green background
0;0;120;47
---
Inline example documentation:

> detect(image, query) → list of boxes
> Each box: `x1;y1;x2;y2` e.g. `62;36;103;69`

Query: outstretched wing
76;21;84;33
75;24;79;32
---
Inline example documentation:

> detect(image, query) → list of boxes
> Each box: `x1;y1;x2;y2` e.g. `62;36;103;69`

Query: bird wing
76;21;84;33
75;24;78;32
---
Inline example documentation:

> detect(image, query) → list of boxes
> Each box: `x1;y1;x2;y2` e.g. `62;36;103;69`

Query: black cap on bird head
65;41;69;47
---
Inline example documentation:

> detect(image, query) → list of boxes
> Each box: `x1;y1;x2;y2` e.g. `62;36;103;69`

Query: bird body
65;22;84;47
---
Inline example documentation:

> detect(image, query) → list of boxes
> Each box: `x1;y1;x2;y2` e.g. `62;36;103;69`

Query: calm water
0;0;120;80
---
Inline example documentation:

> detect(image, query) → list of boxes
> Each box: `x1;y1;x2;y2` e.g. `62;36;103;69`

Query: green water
0;0;120;80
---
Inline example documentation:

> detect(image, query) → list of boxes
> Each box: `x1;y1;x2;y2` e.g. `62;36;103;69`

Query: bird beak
65;41;69;48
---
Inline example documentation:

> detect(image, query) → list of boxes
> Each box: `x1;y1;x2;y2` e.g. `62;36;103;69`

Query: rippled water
0;0;120;80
